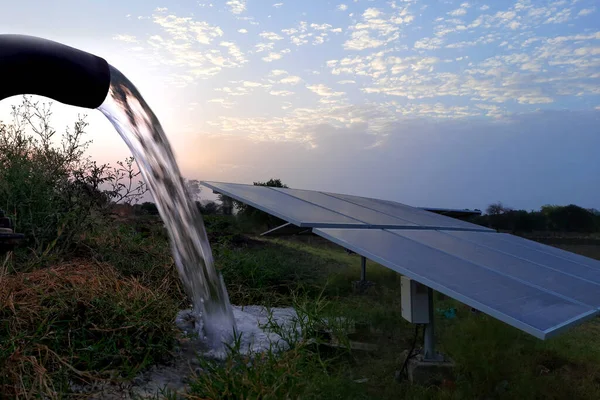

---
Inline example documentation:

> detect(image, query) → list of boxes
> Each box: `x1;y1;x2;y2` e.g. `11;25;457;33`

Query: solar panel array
202;180;600;339
202;181;493;232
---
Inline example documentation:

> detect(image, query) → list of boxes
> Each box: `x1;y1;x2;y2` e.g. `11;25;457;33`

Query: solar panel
313;228;599;339
202;181;492;232
325;192;489;232
202;181;365;228
271;187;420;228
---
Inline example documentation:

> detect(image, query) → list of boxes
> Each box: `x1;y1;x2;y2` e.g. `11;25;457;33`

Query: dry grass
0;260;178;399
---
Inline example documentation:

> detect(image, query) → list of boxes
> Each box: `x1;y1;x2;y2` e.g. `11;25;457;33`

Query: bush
0;96;146;261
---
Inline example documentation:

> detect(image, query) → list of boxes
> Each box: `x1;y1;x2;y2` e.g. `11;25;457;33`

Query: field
3;214;600;399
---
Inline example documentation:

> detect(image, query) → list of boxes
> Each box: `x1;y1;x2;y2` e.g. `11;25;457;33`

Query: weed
0;261;178;398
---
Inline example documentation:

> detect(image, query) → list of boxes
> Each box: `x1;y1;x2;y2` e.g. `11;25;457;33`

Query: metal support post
360;256;366;281
423;287;440;361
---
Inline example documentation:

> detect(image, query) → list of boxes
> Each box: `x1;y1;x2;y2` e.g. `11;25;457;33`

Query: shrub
0;96;146;261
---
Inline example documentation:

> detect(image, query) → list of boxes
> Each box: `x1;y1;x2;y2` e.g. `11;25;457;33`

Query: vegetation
2;98;600;399
469;202;600;234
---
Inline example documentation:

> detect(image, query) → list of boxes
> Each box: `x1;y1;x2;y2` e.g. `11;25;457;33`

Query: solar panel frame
313;227;599;339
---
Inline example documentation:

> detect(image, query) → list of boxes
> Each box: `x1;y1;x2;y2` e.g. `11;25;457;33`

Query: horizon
1;0;599;212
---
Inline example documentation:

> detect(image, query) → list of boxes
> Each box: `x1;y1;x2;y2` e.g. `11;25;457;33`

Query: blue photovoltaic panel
202;182;365;228
202;181;491;231
391;230;600;308
487;233;600;271
313;228;598;339
325;192;493;232
270;187;420;228
445;231;600;285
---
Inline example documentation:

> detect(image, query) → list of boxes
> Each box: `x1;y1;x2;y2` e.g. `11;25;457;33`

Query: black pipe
0;34;111;109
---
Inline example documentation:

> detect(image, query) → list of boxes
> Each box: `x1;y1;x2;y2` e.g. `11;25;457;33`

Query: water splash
98;65;236;347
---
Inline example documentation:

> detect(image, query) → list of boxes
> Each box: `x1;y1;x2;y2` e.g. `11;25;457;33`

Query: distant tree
197;200;221;215
183;179;202;202
545;204;596;232
487;202;510;216
253;178;288;188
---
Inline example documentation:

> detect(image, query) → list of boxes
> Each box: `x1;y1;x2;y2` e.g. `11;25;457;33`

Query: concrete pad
398;350;456;386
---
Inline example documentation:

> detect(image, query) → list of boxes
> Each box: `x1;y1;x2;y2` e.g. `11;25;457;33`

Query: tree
197;201;221;215
486;202;510;216
253;178;288;188
544;204;596;232
183;179;202;202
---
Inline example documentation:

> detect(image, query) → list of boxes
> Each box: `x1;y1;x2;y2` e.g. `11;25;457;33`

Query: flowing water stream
98;65;236;348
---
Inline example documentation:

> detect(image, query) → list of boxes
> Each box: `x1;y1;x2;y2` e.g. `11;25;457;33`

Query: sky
1;0;599;212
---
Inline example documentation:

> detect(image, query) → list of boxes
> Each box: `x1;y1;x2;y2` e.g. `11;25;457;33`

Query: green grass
4;215;600;399
190;227;600;400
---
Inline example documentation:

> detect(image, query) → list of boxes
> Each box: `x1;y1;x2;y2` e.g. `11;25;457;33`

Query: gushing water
98;65;236;347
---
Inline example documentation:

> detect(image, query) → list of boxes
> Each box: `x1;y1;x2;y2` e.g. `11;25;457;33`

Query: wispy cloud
306;84;345;97
226;0;246;14
262;49;290;62
259;31;284;41
578;7;595;17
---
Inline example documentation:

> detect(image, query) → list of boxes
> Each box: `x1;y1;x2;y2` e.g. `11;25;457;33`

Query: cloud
262;49;290;62
578;8;595;16
241;81;264;87
263;52;283;62
280;21;339;47
112;10;249;87
259;31;284;41
269;90;295;96
220;42;245;64
273;3;284;8
344;5;414;50
344;30;384;50
338;80;356;84
152;13;223;44
270;69;288;76
414;37;444;50
279;75;302;85
226;0;246;14
544;8;572;24
306;84;345;97
238;28;248;33
448;7;467;17
337;4;348;11
255;42;275;53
